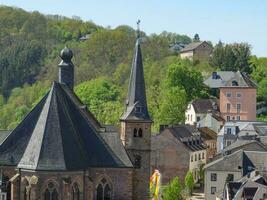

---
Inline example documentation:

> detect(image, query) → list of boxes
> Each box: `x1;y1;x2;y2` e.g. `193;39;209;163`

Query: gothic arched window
43;181;59;200
72;183;80;200
3;176;11;200
96;178;112;200
138;128;143;137
134;155;141;168
133;128;138;137
96;184;103;200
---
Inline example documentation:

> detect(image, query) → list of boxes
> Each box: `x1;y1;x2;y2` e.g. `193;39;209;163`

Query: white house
185;99;218;125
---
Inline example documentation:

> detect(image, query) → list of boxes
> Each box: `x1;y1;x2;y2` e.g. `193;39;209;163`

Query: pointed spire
121;21;151;121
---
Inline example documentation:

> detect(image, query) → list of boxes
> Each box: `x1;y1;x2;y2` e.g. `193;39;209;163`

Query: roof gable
180;41;211;53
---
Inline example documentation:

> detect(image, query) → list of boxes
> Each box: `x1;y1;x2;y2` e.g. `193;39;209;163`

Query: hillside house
180;41;213;61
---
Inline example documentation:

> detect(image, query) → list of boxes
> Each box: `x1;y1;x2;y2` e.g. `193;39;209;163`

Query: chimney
58;46;74;90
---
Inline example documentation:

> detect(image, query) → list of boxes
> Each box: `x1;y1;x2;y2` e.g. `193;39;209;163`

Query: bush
162;177;182;200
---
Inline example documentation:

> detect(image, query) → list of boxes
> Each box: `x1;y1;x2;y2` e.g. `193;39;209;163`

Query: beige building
151;125;206;184
205;150;267;200
180;41;213;62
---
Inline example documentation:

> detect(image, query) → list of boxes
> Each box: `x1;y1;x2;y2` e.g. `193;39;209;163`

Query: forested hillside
0;6;266;130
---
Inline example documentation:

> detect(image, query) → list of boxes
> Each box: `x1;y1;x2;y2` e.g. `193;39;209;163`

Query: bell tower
120;20;152;200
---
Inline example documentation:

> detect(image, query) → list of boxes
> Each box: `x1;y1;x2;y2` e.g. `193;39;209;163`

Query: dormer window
232;80;238;86
135;106;143;113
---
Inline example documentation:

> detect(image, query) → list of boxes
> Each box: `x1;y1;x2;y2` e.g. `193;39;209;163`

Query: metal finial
136;19;141;38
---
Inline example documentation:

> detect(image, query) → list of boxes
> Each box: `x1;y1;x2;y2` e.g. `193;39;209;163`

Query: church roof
0;46;133;171
0;82;132;171
121;38;151;122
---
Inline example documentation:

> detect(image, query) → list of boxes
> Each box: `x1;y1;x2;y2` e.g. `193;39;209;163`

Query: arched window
138;128;143;137
133;128;138;137
96;178;112;200
52;189;58;200
24;188;27;200
44;189;50;200
72;183;80;200
134;155;141;168
2;176;11;200
43;181;59;200
104;184;111;200
96;184;103;200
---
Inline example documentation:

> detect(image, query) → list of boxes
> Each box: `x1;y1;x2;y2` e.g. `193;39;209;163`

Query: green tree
258;79;267;101
184;171;194;195
166;61;207;101
157;86;187;125
193;33;200;42
210;42;252;73
75;77;122;125
162;177;182;200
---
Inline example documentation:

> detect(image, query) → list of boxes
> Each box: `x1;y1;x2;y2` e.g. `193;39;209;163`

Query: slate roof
205;150;254;175
166;125;206;151
204;71;257;88
228;182;242;199
0;130;11;144
226;173;267;200
0;82;132;171
121;38;151;121
198;127;217;140
180;41;204;53
191;99;218;113
223;140;267;153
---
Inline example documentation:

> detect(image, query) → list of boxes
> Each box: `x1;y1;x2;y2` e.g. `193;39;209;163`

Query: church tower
120;21;152;200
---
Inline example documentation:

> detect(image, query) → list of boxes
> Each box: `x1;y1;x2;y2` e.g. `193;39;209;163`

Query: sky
1;0;267;56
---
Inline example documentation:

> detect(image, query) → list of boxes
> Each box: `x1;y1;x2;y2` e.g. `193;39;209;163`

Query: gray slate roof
204;71;257;88
205;150;254;175
121;38;151;121
0;131;11;145
0;82;132;171
180;41;208;53
167;125;206;151
191;99;218;113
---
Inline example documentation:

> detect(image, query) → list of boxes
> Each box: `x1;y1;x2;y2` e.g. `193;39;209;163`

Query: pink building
204;71;257;121
220;87;256;121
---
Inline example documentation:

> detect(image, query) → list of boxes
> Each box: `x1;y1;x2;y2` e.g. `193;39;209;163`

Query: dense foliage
210;41;252;73
0;6;266;130
162;177;183;200
184;171;194;195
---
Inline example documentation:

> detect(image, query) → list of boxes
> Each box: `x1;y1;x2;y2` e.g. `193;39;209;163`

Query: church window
135;106;143;113
96;178;112;200
134;155;141;168
2;176;11;200
72;183;80;200
138;128;143;137
43;181;59;200
133;128;138;137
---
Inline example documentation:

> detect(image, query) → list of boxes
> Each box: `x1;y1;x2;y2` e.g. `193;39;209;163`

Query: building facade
0;31;151;200
151;125;206;184
204;71;257;122
180;41;213;62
